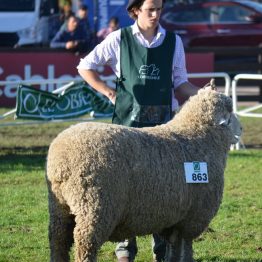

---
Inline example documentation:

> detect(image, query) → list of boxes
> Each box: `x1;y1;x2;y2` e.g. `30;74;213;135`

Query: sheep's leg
48;190;75;262
165;231;194;262
73;212;104;262
73;197;118;262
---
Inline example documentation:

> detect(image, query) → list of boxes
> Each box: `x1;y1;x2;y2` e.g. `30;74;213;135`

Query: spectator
58;0;74;27
77;4;90;31
96;16;119;42
77;4;93;44
50;15;90;53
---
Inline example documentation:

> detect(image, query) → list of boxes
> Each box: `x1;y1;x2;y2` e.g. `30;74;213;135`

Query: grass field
0;108;261;262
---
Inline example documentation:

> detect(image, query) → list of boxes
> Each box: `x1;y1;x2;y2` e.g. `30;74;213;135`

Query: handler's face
135;0;163;30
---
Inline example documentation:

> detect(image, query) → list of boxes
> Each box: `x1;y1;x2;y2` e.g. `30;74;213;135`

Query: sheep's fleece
46;87;242;262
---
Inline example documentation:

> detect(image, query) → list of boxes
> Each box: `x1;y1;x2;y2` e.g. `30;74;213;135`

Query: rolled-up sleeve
173;35;188;89
77;30;121;76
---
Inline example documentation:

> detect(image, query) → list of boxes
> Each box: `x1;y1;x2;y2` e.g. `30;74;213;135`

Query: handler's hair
127;0;165;20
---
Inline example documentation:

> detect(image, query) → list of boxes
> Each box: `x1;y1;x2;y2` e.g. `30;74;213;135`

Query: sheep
46;87;242;262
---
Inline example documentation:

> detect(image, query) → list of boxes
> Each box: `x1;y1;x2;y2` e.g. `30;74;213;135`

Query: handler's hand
107;90;116;105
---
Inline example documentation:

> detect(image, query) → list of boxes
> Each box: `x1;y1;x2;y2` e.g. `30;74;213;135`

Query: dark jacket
50;26;90;52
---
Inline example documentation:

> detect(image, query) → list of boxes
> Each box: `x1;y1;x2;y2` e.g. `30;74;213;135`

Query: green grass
0;108;262;261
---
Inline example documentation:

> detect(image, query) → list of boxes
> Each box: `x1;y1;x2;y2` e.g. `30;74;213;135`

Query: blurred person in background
58;0;74;27
77;4;91;32
50;14;91;53
96;16;120;42
77;4;93;46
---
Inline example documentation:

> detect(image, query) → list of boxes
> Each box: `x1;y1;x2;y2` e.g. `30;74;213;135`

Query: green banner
15;82;114;120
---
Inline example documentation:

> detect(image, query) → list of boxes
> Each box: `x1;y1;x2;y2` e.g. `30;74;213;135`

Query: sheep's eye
219;115;231;127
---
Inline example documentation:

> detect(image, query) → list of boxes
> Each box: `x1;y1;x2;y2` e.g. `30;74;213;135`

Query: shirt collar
131;21;166;40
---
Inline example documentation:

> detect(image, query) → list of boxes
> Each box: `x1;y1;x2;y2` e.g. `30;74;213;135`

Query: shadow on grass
230;149;262;158
0;146;48;171
196;259;261;262
245;144;262;149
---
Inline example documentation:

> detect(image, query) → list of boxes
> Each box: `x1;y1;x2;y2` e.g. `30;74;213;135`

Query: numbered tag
184;162;208;183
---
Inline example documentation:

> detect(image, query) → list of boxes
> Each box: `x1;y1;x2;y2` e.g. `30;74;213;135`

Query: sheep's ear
203;78;216;91
210;78;216;90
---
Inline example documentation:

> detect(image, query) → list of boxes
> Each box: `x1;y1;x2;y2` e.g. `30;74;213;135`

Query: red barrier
0;51;213;107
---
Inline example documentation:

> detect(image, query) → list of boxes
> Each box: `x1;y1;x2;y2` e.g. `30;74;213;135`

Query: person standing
77;0;199;260
77;4;93;43
58;0;74;28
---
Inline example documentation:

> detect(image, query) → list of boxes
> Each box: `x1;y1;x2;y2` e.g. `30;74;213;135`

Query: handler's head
127;0;165;19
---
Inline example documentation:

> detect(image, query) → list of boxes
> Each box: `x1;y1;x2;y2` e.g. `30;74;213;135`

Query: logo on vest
138;64;160;80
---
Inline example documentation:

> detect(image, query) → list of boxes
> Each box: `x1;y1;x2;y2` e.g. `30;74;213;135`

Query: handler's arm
175;81;199;101
78;69;116;104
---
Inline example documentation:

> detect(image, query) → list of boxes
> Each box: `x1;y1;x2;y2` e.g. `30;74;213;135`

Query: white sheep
46;87;242;262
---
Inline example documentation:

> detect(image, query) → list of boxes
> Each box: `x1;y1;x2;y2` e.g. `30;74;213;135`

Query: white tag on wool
184;162;209;183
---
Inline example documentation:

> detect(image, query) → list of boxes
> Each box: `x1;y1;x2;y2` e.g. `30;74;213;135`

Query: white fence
0;72;231;124
2;72;259;150
188;72;231;96
230;73;262;150
231;74;262;118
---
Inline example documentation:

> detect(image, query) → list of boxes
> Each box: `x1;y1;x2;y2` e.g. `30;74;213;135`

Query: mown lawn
0;108;261;262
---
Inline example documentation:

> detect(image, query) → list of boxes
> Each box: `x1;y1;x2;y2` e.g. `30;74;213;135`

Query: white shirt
77;22;189;110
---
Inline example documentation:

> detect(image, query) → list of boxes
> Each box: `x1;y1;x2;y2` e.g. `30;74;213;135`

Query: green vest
112;27;176;127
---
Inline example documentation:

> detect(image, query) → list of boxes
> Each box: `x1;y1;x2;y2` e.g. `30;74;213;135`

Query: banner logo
15;82;114;120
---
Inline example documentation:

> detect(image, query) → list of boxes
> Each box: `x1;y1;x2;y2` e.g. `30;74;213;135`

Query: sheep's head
218;112;242;144
171;88;242;145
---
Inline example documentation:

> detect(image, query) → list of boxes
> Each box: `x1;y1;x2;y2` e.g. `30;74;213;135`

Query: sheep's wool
46;88;242;262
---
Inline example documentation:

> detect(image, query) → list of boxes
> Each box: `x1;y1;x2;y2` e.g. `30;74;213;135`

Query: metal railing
188;72;231;95
231;74;262;150
232;74;262;118
1;72;231;123
1;72;247;150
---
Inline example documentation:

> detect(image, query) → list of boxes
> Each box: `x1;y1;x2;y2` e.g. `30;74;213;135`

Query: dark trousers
115;234;166;261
